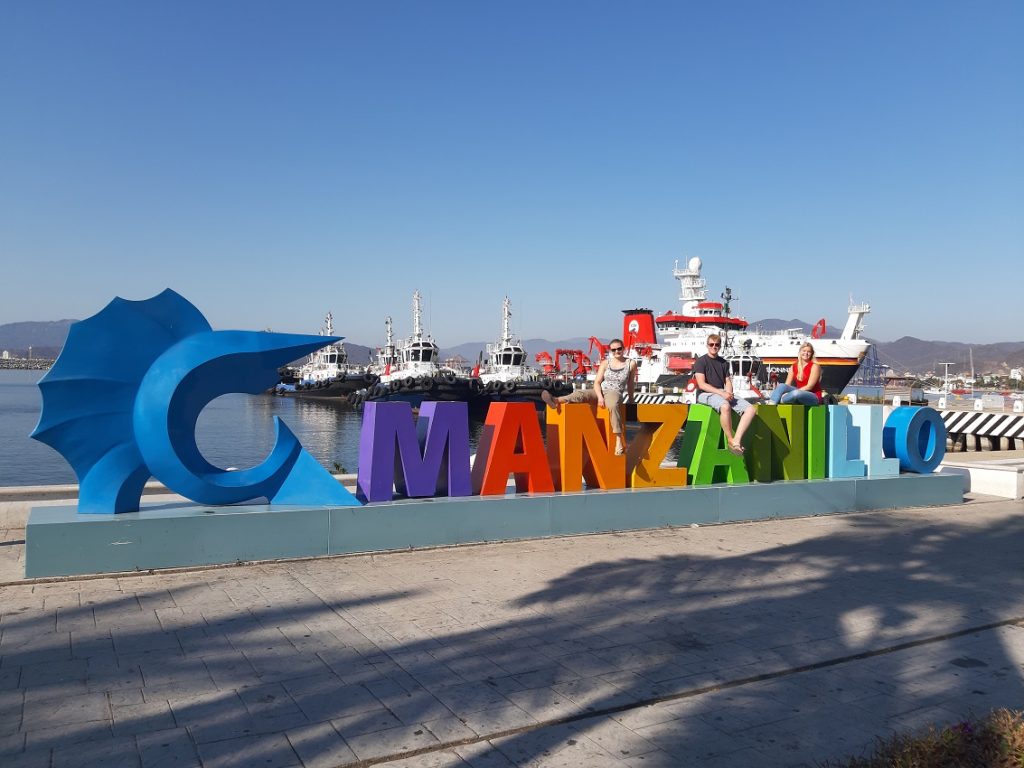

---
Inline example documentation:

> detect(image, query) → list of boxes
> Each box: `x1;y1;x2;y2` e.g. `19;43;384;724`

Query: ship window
422;349;433;362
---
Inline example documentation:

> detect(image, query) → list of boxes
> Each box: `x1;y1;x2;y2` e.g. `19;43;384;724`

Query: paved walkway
2;495;1024;767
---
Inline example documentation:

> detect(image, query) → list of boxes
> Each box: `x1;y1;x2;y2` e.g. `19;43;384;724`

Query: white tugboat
622;257;872;402
353;290;475;407
475;297;572;405
275;312;377;399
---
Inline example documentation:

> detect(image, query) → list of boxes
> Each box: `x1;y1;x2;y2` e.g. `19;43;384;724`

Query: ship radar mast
841;295;871;340
411;290;424;341
501;296;512;344
720;287;735;316
323;311;334;337
673;256;707;315
384;315;393;347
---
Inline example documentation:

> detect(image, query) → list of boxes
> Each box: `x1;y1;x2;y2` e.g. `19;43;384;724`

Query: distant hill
0;320;74;358
871;337;1024;376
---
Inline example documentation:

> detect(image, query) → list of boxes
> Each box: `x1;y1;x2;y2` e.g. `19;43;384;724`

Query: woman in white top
542;338;637;455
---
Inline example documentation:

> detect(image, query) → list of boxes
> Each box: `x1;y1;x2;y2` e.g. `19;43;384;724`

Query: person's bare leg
733;406;758;450
720;406;741;453
541;390;563;413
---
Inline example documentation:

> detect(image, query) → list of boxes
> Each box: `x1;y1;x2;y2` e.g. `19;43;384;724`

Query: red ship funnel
622;308;657;349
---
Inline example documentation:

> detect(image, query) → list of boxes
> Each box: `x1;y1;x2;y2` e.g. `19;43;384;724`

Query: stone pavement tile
3;747;55;768
571;716;661;760
344;722;441;761
137;727;202;768
71;634;116;663
112;699;177;736
197;732;301;768
422;714;478;743
19;659;88;696
0;730;25;755
631;717;739;763
0;665;21;690
490;723;623;767
1;632;72;667
405;663;463;690
550;651;618;678
505;688;578;722
279;673;345;698
138;656;213;690
590;644;666;673
202;653;261;691
485;648;554;676
884;701;967;734
509;664;578;691
551;677;637;714
459;702;537;736
432;682;513;718
237;682;302;717
109;688;145;707
292;683;385;722
142;677;221;704
285;721;358;768
446;655;510;683
168;690;248;739
452;740;517;767
52;734;140;768
112;630;182;656
598;670;674;702
24;718;114;750
331;708;403;739
176;628;234;658
22;689;109;728
55;609;97;634
374;686;456;725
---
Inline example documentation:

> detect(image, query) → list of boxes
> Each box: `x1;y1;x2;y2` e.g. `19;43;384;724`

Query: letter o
882;406;946;474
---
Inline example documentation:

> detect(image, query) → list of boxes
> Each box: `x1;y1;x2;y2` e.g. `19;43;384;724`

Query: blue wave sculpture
32;289;361;513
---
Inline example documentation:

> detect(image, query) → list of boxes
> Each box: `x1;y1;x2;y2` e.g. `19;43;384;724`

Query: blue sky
1;1;1021;345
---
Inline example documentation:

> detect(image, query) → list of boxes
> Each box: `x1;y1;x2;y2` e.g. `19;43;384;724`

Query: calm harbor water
0;369;369;487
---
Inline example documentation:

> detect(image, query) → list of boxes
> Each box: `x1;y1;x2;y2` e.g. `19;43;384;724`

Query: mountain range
3;319;1022;376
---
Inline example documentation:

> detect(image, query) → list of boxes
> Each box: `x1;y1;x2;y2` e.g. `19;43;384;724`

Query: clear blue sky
1;1;1021;345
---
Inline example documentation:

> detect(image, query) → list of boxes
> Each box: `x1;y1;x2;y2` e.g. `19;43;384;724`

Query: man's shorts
697;392;754;414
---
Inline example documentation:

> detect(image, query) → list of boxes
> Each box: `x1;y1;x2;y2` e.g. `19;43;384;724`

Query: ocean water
0;369;366;487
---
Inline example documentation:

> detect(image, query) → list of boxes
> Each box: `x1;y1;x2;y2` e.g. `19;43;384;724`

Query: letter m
357;401;472;502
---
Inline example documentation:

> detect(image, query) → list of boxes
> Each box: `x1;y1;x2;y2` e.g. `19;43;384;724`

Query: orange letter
631;404;688;488
545;403;625;492
473;402;554;495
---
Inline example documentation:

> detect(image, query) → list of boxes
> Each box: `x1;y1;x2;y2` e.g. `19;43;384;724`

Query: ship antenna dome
687;256;701;271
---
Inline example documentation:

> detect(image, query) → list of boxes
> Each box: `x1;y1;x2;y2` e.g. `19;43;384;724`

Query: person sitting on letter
692;334;758;455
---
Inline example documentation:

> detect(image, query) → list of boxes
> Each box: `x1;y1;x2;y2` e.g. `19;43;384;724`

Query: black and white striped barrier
941;410;1024;451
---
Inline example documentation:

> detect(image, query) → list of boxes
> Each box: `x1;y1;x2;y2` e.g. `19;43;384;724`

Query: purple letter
357;401;472;502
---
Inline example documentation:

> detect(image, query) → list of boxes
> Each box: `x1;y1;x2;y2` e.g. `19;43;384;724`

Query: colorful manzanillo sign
356;400;947;503
31;290;946;514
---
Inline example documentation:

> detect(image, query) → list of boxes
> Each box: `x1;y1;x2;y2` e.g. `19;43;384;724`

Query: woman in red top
769;342;823;405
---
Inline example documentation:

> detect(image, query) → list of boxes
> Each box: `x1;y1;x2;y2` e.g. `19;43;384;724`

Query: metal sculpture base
25;474;964;578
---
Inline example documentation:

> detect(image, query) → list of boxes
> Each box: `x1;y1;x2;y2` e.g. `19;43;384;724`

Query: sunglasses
707;343;720;348
609;346;623;352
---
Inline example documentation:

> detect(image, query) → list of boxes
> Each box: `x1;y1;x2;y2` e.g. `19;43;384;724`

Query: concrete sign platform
25;473;963;578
